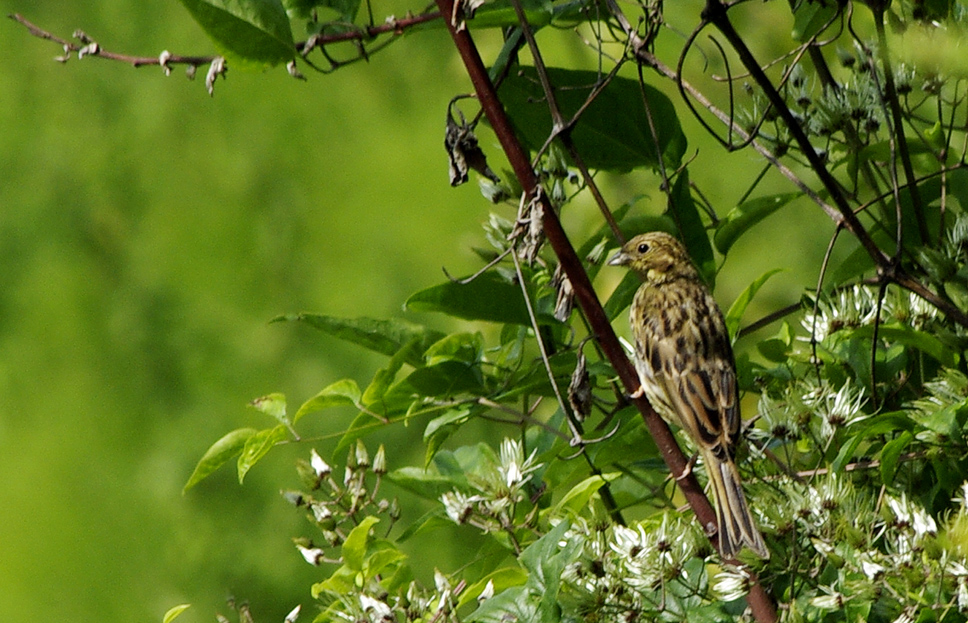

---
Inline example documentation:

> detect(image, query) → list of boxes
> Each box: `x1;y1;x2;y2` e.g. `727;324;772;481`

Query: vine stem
432;2;777;620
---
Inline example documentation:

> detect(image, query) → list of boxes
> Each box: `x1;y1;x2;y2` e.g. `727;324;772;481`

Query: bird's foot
675;454;698;481
628;385;645;400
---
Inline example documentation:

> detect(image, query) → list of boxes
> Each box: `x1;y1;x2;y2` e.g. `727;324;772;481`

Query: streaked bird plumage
608;231;769;559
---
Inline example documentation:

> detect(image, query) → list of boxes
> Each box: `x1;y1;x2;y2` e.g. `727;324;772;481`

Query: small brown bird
608;232;769;559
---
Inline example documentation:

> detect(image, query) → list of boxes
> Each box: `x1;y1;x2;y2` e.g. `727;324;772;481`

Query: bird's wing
649;320;740;462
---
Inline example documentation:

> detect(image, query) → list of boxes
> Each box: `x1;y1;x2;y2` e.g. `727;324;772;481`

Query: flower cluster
285;440;396;565
440;438;542;538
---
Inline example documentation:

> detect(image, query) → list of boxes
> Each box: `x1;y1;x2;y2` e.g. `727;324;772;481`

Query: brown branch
9;11;442;70
431;2;777;621
9;13;214;67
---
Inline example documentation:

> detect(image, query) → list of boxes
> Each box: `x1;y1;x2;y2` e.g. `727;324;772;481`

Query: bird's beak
607;249;628;266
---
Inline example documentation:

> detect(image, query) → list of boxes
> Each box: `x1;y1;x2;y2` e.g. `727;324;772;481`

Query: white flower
859;554;885;580
958;577;968;612
440;491;479;524
609;524;650;560
810;587;846;610
887;494;937;538
892;608;916;623
359;594;392;621
713;567;751;601
310;448;331;478
296;544;324;565
478;579;495;602
498;438;541;489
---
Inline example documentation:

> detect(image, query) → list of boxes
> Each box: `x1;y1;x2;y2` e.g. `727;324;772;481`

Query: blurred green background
0;2;833;622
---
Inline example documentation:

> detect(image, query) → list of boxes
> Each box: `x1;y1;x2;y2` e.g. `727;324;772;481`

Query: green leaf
603;271;641;321
237;425;288;483
362;338;421;408
183;427;257;492
669;169;716;287
424;332;484;365
293;379;361;424
791;0;838;42
880;431;914;485
832;411;916;471
284;0;359;21
724;269;783;340
458;567;529;608
848;324;957;367
520;520;576;623
178;0;295;66
249;392;287;423
342;516;380;572
162;604;192;623
714;193;800;255
828;243;877;286
921;401;968;438
462;0;554;29
274;314;444;367
499;67;686;172
423;407;472;465
363;540;407;579
406;271;540;325
551;474;617;516
386;466;467;500
468;587;535;623
389;361;484;399
312;564;357;597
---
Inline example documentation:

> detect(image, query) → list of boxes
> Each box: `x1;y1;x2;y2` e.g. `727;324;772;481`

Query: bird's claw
628;385;645;400
675;454;697;481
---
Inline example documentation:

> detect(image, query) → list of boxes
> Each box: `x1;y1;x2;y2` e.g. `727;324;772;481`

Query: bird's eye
637;243;650;254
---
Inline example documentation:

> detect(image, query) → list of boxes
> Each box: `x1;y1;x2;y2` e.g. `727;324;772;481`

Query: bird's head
607;232;699;283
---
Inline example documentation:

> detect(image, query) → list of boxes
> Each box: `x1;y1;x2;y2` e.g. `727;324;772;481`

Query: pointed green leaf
551;474;618;516
500;67;686;172
724;269;783;340
273;314;444;367
848;324;957;367
363;541;408;579
163;604;192;623
312;565;357;597
423;407;472;465
237;425;288;483
832;411;916;472
670;170;716;287
406;271;540;325
249;392;287;423
880;431;914;485
603;271;641;321
792;0;838;42
423;332;484;365
284;0;360;21
342;516;380;572
362;339;421;407
386;466;466;500
714;193;800;255
183;427;257;492
458;567;529;608
389;361;484;400
178;0;295;66
293;379;361;424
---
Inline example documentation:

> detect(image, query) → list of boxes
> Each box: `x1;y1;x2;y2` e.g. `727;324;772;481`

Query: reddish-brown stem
9;11;442;68
432;1;776;620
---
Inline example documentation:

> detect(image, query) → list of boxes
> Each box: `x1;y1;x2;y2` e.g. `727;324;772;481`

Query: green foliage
178;0;295;66
499;68;687;172
69;0;968;620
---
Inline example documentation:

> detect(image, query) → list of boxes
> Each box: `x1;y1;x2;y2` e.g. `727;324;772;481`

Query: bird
608;231;769;559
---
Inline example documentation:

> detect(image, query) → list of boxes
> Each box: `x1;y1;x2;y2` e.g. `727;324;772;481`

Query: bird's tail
707;455;769;559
